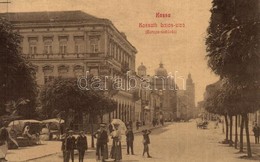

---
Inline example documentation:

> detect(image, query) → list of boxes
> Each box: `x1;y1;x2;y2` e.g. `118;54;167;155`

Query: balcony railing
24;52;105;59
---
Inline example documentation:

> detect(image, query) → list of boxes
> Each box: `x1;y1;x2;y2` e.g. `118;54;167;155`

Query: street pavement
6;121;260;162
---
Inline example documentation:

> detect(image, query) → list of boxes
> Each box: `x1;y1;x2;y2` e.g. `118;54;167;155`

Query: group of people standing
61;130;88;162
94;123;123;162
61;122;153;162
94;123;152;162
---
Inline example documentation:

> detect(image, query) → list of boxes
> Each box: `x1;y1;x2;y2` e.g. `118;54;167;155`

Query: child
142;129;152;158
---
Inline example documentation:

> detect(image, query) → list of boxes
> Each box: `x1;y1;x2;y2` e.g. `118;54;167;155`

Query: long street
24;121;259;162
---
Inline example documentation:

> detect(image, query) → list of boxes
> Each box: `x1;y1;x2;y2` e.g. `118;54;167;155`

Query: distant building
137;62;147;77
176;73;196;120
1;11;137;129
153;62;177;120
136;63;160;125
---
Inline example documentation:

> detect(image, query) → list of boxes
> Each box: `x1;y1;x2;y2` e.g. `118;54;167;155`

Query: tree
40;77;117;147
0;18;38;118
206;0;259;157
204;81;230;143
40;77;116;126
95;96;117;122
221;80;259;155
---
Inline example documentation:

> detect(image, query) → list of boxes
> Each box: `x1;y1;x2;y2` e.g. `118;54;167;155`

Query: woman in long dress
110;124;122;161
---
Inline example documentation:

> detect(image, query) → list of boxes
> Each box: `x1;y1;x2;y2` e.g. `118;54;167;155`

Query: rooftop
0;10;101;23
0;10;137;52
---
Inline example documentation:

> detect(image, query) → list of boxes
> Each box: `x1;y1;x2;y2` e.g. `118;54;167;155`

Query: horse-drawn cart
196;121;208;129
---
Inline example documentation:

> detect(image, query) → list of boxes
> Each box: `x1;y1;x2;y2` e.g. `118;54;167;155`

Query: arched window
42;65;54;84
58;65;69;77
73;65;84;78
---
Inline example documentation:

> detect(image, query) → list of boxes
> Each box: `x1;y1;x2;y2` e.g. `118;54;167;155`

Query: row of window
109;41;134;66
27;37;100;54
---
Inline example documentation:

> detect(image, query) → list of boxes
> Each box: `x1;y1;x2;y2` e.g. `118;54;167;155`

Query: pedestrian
136;120;140;130
142;129;152;158
76;131;88;162
258;124;260;144
61;128;69;162
126;126;134;155
128;120;133;128
23;125;32;139
160;118;164;126
0;121;10;162
108;123;114;134
66;130;76;162
94;123;109;162
253;124;259;144
40;124;50;141
152;118;156;127
214;120;219;129
110;124;122;161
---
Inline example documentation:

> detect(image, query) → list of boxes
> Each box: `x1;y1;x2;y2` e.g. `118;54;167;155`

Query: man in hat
76;131;88;162
126;126;134;155
136;120;140;130
61;128;69;162
94;123;108;162
142;129;152;158
66;130;76;162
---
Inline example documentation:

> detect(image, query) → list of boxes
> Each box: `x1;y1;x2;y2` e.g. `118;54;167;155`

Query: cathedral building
153;62;177;120
136;62;177;122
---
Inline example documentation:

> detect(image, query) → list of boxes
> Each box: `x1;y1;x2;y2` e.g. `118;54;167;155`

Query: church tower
185;73;195;115
137;62;147;77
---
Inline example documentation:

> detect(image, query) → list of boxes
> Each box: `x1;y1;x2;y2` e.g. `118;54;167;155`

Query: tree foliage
40;77;117;121
205;79;259;116
204;81;225;115
206;0;259;83
205;0;260;114
0;18;38;117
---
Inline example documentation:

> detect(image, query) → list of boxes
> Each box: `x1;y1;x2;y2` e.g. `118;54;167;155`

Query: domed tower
137;62;147;77
155;62;168;77
153;62;177;121
154;62;168;90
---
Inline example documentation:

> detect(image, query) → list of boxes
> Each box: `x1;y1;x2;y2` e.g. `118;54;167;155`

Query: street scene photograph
0;0;259;162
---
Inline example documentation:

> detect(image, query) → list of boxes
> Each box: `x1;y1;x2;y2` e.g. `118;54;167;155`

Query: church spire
186;73;193;85
159;61;164;68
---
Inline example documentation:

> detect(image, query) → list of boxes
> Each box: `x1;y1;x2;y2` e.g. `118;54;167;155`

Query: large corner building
1;11;137;128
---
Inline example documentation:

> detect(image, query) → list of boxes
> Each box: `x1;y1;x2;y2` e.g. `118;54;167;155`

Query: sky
0;0;219;104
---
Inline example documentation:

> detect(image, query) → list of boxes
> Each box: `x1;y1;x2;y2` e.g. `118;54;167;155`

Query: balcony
24;52;106;60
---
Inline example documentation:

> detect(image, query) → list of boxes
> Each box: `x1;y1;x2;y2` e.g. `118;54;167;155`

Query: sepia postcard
0;0;259;162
